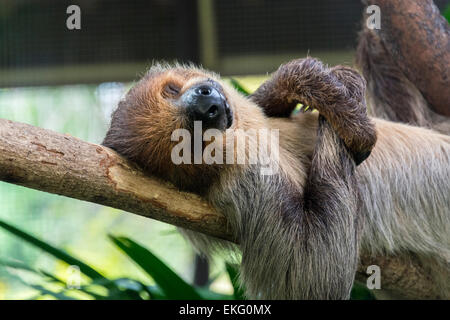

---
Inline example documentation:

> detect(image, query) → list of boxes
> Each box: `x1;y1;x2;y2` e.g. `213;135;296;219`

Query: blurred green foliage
0;219;241;299
443;4;450;23
0;218;372;300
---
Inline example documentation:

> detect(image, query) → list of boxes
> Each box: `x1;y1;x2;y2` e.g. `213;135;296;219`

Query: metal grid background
0;0;449;85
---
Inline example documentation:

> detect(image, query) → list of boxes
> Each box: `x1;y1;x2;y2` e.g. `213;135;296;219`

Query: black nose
181;83;228;130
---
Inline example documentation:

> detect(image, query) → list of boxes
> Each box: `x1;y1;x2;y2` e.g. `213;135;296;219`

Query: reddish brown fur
355;22;450;135
103;65;229;193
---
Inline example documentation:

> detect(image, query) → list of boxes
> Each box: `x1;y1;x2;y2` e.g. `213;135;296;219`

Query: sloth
102;58;450;299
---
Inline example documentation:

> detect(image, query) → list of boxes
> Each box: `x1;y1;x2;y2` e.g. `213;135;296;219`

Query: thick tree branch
0;118;439;299
0;118;232;241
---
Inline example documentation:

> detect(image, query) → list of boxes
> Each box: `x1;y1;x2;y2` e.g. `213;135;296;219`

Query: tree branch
0;118;232;241
0;118;439;299
365;0;450;116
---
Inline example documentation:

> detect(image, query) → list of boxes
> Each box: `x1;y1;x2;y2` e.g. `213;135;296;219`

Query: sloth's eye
163;83;180;97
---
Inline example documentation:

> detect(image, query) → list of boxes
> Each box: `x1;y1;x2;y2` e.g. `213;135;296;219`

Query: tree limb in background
0;118;440;299
365;0;450;116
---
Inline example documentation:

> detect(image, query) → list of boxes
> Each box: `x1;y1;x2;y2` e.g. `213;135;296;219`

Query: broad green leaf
145;285;167;300
0;259;68;287
28;284;77;300
0;259;38;274
109;235;203;299
197;287;234;300
7;272;77;300
350;281;376;300
229;78;250;96
443;4;450;23
1;258;140;300
0;258;104;299
0;219;106;281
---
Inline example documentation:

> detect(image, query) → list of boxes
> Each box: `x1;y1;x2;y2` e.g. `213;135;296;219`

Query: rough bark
0;118;439;299
365;0;450;116
0;118;231;241
357;253;438;300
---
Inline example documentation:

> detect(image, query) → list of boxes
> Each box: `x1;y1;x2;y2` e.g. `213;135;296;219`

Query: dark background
0;0;449;86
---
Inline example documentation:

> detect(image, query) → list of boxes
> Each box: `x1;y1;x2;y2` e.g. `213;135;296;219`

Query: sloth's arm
298;115;361;299
250;58;376;164
237;115;362;299
236;61;377;299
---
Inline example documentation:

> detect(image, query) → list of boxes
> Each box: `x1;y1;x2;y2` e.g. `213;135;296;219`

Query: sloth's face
172;78;233;131
104;65;242;184
104;64;270;191
142;66;235;133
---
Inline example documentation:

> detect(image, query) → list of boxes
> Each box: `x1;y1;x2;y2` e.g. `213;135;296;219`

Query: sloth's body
103;58;449;299
278;114;450;263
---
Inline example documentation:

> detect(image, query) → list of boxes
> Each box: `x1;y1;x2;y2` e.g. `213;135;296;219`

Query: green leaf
0;258;39;274
0;258;63;285
107;278;146;300
2;260;67;286
0;219;106;281
145;285;167;300
350;281;376;300
65;277;147;300
6;271;77;300
225;263;245;300
443;4;450;23
0;258;134;300
109;235;203;300
229;78;250;96
0;258;103;299
27;284;77;300
197;287;234;300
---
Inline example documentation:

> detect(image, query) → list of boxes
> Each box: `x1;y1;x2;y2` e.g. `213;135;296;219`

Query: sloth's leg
251;57;376;164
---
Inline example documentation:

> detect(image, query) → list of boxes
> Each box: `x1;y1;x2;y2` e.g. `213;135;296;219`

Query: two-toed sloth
103;58;450;299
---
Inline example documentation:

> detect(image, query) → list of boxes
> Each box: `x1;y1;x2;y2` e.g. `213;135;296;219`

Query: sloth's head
140;64;236;132
103;63;259;192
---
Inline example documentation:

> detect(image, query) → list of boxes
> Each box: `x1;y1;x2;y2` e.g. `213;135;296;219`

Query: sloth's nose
181;83;228;130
